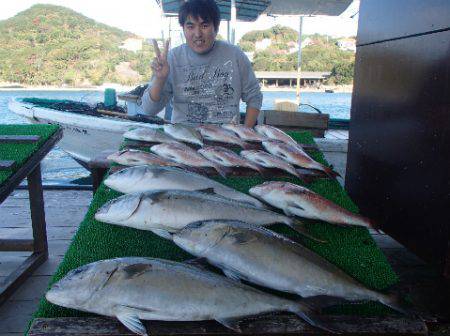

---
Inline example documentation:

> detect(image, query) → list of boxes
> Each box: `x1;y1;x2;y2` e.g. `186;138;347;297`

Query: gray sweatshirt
141;40;262;124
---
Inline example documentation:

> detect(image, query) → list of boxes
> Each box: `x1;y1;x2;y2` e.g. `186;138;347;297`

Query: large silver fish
249;181;374;229
262;140;339;178
197;124;249;148
107;149;184;168
123;127;179;144
221;124;267;142
241;149;301;178
163;124;203;147
150;143;227;177
255;125;298;145
46;257;322;336
94;190;308;239
198;146;263;174
174;220;401;312
103;165;265;208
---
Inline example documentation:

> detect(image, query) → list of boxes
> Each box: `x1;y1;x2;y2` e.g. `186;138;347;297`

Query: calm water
0;90;351;184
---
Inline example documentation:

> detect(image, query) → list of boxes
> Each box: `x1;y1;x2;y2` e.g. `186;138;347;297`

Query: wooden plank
29;315;428;336
0;135;40;143
27;164;48;253
264;110;329;129
0;239;34;251
0;299;41;333
0;252;47;306
0;227;77;240
0;128;62;204
0;275;51;301
0;255;63;277
0;161;15;170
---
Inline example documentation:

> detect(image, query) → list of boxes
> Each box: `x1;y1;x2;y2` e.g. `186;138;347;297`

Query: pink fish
240;150;301;178
250;181;375;229
198;146;263;174
107;149;185;168
255;125;298;146
262;140;339;178
197;124;250;148
221;124;267;142
151;143;227;177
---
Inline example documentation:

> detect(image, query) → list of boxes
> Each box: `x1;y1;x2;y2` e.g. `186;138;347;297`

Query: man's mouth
194;40;204;46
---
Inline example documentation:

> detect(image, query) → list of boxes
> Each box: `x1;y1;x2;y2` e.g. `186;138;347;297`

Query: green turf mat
31;131;400;327
0;124;59;186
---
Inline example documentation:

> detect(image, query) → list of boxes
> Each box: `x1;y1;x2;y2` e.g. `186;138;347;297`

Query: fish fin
289;219;327;243
379;292;411;316
151;229;173;240
197;187;217;195
216;317;242;332
284;201;305;216
222;268;242;282
213;164;229;178
322;165;340;179
291;302;339;334
122;263;153;279
184;257;211;271
116;312;148;336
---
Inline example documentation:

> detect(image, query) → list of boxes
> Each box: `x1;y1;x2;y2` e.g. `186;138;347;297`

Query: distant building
255;71;331;88
255;38;272;51
337;38;356;52
120;38;143;52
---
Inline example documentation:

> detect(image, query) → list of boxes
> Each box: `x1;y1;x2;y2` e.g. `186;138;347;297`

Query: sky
0;0;360;42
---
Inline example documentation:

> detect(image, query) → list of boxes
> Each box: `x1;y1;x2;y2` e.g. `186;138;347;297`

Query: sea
0;90;351;185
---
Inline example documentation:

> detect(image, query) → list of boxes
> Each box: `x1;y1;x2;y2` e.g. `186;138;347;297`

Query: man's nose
193;26;202;37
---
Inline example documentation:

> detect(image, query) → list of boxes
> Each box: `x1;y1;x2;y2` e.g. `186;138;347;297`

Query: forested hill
0;4;154;86
239;25;355;84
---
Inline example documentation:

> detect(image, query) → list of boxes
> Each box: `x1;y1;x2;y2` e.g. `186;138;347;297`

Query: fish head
94;193;143;224
104;166;148;190
46;260;117;309
173;220;230;255
249;181;286;198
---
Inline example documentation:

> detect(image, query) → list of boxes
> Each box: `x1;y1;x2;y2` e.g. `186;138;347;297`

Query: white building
255;38;272;51
337;38;356;52
120;38;144;52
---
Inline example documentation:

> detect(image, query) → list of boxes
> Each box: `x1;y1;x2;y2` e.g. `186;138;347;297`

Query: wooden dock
1;187;449;335
2;131;450;335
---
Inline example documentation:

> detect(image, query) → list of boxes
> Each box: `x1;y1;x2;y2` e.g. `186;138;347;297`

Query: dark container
346;0;450;274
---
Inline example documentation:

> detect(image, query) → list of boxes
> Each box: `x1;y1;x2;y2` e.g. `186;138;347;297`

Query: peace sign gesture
151;39;170;80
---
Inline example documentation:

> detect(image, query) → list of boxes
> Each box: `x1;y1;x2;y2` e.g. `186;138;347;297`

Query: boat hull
8;99;159;164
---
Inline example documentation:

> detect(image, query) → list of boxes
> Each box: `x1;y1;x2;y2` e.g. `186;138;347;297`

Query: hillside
0;4;154;86
239;25;355;84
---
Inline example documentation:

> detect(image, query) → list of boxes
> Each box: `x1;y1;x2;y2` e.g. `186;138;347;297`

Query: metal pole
296;16;304;103
227;20;231;43
230;0;236;44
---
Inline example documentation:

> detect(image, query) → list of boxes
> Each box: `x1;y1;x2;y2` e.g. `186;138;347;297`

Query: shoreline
0;83;353;94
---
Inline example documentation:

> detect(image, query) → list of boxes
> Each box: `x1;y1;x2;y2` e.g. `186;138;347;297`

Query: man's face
183;15;217;54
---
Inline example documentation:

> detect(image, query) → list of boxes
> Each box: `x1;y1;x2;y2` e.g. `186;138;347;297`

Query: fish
197;124;249;148
46;257;325;335
107;149;185;168
94;190;312;240
163;124;203;147
198;146;263;174
123;127;179;144
249;181;375;229
262;140;339;178
174;220;402;313
150;143;227;177
103;165;266;208
254;125;298;146
240;149;301;178
221;124;267;142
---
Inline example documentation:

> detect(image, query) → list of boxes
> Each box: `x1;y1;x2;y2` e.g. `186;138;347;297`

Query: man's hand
150;39;170;102
151;39;170;80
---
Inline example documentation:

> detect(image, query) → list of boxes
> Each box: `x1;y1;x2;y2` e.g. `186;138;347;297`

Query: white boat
8;98;162;167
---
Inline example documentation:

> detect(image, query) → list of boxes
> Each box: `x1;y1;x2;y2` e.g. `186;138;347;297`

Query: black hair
178;0;221;32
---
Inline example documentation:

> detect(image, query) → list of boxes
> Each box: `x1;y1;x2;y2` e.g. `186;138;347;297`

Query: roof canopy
156;0;353;22
265;0;353;16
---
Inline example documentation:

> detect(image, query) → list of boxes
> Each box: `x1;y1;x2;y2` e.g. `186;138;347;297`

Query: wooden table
0;128;62;306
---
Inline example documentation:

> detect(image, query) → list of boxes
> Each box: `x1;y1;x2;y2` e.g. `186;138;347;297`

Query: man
141;0;263;127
